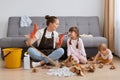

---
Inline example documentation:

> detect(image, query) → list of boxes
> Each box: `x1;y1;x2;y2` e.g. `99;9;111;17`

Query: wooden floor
0;56;120;80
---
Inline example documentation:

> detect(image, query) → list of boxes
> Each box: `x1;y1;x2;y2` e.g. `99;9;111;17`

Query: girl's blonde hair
98;43;107;51
69;27;80;48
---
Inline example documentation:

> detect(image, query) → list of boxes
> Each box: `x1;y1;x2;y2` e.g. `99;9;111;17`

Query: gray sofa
0;16;107;60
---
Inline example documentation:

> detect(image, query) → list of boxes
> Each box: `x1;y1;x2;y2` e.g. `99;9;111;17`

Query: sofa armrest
0;37;27;48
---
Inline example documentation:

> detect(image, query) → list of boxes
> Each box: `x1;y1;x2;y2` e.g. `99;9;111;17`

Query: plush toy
32;68;37;73
85;64;96;72
70;64;85;76
98;63;104;69
60;55;77;67
110;65;116;70
109;62;116;70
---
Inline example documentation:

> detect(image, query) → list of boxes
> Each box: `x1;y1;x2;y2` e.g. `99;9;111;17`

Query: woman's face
69;31;77;39
49;19;59;31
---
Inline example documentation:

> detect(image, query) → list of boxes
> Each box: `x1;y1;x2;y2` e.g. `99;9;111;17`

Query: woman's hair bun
45;15;50;19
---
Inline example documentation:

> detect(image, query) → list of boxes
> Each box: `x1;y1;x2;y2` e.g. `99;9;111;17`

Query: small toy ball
32;68;37;73
110;65;116;70
98;63;104;69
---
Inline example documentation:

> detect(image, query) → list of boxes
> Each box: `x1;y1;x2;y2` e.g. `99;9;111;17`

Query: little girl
93;43;113;64
67;27;87;64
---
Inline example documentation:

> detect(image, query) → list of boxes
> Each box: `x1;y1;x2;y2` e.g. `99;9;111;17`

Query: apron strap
42;27;54;49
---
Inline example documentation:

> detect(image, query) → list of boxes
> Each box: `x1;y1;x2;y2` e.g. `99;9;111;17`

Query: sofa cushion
61;36;107;48
0;37;27;48
81;37;107;47
7;16;101;37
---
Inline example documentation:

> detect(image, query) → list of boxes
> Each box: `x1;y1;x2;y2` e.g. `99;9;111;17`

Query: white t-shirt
100;49;113;60
35;28;59;48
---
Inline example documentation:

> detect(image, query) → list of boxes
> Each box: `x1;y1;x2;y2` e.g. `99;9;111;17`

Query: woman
26;15;64;68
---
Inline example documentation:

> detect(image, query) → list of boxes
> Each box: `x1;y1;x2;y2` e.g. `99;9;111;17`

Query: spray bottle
24;52;30;69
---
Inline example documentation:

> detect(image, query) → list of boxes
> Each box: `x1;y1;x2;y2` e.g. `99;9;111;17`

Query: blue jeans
27;47;64;63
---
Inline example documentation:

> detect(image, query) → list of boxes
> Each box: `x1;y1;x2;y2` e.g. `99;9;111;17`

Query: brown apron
37;28;55;56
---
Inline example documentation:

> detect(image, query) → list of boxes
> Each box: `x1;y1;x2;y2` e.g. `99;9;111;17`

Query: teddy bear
59;55;77;67
85;64;96;72
69;64;85;76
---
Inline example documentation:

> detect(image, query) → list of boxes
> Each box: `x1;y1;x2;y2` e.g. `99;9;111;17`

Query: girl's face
49;19;59;31
69;31;77;39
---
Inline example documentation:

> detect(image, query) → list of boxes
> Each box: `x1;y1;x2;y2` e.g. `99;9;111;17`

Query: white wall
115;0;120;57
0;0;104;38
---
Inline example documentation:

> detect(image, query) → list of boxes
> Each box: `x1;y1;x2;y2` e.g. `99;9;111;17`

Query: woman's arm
55;32;61;48
25;29;42;46
25;37;37;46
55;33;65;48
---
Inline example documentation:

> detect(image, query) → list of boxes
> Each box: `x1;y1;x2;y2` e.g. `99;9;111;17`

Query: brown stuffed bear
60;55;77;67
98;63;104;69
85;64;96;72
69;64;85;76
109;62;116;70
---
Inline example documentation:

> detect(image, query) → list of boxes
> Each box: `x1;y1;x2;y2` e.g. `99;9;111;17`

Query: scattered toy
110;64;116;70
85;64;95;72
60;55;77;67
70;64;85;76
32;68;37;73
98;63;104;69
